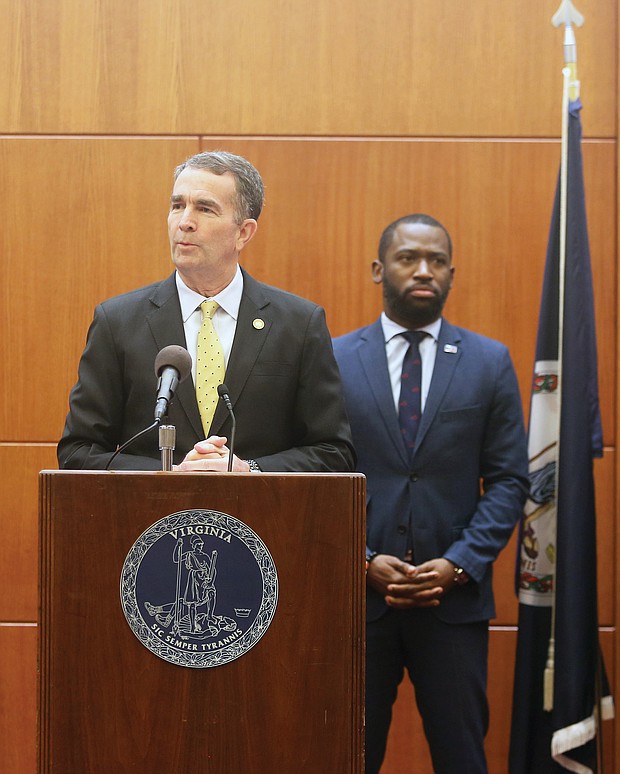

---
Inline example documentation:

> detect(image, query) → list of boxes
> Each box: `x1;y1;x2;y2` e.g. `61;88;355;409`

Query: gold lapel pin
252;318;265;330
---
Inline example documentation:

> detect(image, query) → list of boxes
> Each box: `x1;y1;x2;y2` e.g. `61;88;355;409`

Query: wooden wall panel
383;628;615;773
0;445;57;622
595;451;616;628
3;137;613;446
200;136;616;444
0;137;610;440
0;624;37;774
0;0;614;137
0;137;199;442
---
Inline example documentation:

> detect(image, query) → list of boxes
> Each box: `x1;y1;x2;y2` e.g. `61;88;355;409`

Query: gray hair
174;151;264;223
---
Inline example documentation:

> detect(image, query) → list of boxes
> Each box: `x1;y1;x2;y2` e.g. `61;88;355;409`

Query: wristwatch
452;565;470;586
366;548;378;564
365;548;378;574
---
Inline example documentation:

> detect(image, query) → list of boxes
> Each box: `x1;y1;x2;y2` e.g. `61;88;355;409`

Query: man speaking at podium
58;151;354;474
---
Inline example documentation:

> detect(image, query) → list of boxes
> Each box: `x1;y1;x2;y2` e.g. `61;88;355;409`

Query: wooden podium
38;471;365;773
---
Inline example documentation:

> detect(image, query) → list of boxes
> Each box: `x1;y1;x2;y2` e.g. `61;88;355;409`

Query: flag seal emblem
120;509;278;668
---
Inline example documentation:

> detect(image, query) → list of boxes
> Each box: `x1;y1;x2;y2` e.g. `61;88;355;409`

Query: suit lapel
414;319;462;451
146;274;204;439
359;321;410;465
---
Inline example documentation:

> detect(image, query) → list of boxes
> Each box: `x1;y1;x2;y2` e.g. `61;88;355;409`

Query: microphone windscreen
217;383;230;398
154;345;192;381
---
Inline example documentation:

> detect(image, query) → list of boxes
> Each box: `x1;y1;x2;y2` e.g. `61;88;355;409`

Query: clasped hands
174;435;250;472
366;555;458;608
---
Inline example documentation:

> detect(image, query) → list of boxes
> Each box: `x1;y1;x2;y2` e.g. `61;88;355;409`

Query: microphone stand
217;384;236;472
105;419;159;471
159;425;176;472
227;414;236;473
104;346;192;472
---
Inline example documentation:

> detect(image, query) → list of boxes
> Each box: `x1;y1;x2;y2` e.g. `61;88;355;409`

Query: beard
383;275;450;328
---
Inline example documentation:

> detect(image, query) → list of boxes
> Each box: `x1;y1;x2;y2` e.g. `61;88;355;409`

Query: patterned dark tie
398;330;428;458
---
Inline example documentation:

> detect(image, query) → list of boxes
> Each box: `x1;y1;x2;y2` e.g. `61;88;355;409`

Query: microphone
105;345;191;471
217;383;236;472
153;345;192;422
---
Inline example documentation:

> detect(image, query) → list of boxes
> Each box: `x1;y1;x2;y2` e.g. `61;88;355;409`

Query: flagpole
544;0;584;713
510;6;612;768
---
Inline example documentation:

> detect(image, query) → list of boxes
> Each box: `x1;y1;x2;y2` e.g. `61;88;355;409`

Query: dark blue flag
509;100;613;773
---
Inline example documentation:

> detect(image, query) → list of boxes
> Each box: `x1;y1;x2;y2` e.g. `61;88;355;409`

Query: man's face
372;222;454;328
168;167;256;291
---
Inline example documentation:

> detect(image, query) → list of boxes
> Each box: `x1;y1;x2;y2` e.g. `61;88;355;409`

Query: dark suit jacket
333;318;529;624
58;270;354;472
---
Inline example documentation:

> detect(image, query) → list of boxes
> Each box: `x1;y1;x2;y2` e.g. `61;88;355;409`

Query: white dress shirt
175;266;243;385
380;312;442;414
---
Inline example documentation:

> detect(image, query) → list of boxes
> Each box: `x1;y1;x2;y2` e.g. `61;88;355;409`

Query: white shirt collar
175;265;244;321
380;311;442;343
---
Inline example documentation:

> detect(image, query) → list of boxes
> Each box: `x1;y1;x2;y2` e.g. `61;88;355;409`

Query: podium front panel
39;471;365;773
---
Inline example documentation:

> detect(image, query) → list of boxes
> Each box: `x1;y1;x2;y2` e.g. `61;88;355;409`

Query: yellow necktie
196;300;225;436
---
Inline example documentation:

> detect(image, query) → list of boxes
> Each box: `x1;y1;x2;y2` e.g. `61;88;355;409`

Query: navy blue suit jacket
333;318;528;624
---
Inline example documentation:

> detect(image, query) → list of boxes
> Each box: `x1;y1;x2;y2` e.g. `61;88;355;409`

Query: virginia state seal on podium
120;509;278;668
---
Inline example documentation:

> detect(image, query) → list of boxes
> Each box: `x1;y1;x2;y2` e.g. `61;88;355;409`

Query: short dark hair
174;151;264;223
378;214;452;263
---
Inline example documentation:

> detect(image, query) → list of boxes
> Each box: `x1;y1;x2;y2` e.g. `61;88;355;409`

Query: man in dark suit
333;214;529;773
58;151;354;473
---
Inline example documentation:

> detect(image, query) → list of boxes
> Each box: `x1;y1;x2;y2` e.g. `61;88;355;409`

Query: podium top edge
39;470;365;479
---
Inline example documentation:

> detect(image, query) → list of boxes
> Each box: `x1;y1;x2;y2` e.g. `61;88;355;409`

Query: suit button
409;473;418;482
397;525;407;535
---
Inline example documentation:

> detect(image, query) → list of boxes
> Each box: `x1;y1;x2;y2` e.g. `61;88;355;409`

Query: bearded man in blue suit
333;214;529;773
